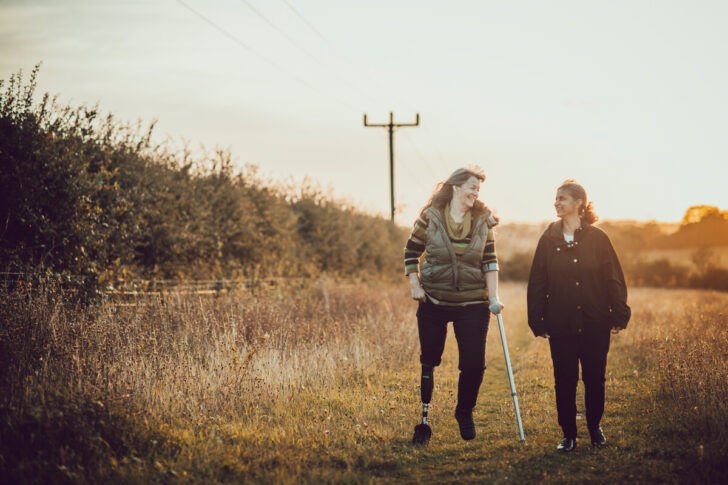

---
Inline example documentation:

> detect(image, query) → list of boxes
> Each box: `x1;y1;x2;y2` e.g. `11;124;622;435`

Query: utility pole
363;111;420;222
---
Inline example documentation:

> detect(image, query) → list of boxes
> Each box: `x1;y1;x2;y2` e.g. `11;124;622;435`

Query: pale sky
3;0;727;225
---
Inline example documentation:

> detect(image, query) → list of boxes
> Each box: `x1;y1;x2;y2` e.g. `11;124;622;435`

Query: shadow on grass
0;391;176;485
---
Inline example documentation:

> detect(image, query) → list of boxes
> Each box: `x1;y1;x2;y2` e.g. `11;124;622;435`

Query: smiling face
453;175;481;209
554;188;583;219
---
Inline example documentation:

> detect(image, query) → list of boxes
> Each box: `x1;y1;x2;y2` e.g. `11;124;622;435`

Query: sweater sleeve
404;211;429;275
481;228;499;272
526;236;549;337
600;234;631;329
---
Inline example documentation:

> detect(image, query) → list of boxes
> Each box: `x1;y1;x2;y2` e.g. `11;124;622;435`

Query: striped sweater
404;208;499;305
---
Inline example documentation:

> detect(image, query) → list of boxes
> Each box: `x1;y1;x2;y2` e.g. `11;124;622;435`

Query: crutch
496;312;526;442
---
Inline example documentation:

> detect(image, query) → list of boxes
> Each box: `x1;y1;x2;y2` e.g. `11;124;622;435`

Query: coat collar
545;220;590;248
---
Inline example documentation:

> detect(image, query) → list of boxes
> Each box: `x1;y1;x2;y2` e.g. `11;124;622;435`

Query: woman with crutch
405;166;504;444
527;180;631;452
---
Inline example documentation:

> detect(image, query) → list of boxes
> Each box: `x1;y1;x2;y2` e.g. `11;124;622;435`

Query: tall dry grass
2;282;727;483
0;281;418;482
2;280;417;414
625;289;728;446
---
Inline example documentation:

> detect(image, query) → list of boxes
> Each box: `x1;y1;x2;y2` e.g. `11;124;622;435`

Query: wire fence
0;272;331;306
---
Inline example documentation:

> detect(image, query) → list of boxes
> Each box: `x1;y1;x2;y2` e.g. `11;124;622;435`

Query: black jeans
548;329;611;439
417;299;490;412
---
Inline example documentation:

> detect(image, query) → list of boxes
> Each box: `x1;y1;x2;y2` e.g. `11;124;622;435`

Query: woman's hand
488;296;504;314
611;326;622;335
409;273;427;302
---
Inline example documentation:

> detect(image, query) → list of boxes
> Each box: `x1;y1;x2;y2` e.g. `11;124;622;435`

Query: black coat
527;221;631;337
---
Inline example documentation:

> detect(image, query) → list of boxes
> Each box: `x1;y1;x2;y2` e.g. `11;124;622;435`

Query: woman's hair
424;166;498;223
558;179;598;225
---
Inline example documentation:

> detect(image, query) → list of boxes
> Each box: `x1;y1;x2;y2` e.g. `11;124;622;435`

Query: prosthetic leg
412;364;434;444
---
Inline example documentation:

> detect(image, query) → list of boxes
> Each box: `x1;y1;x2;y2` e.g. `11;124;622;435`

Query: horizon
3;0;727;225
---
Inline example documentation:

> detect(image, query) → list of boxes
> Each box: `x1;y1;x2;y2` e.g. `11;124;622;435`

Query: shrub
689;267;728;292
0;66;409;298
499;251;533;281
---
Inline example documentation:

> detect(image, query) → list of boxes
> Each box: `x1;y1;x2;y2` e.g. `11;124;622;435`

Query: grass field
2;281;727;484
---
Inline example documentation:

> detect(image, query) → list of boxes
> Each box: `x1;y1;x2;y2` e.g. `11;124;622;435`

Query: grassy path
221;283;726;484
346;282;641;484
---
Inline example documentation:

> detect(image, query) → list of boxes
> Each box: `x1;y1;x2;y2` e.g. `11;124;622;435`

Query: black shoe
557;437;577;452
589;427;607;447
454;409;476;441
412;423;432;445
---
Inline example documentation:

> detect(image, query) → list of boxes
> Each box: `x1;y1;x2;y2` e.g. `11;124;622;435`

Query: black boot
589;427;606;446
557;437;577;452
454;408;476;441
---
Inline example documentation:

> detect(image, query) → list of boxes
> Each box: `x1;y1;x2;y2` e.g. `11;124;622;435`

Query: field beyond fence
1;281;727;484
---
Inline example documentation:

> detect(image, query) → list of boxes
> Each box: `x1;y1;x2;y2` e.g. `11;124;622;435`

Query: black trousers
417;299;490;411
548;329;611;439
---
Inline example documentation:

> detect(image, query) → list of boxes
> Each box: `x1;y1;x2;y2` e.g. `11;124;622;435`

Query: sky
2;0;727;226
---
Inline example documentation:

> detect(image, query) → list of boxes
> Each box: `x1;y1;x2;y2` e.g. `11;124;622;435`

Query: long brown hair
424;167;498;224
558;179;598;225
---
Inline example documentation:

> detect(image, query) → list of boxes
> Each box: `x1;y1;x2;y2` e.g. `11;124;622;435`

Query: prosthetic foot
412;365;434;445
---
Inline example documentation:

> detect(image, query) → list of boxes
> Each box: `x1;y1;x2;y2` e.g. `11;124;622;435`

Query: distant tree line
0;67;408;298
499;210;728;292
600;210;728;291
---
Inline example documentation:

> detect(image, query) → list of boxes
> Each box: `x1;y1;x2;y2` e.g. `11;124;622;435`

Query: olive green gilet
419;206;494;294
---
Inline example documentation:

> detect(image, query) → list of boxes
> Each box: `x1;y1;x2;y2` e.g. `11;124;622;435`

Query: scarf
444;203;472;240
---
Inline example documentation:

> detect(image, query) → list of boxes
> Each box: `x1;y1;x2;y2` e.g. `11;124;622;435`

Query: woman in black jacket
527;180;630;452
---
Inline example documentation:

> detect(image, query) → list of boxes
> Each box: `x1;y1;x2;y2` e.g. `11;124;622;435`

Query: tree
681;206;727;226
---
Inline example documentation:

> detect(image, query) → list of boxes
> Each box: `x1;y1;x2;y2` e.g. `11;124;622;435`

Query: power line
280;0;329;44
397;152;436;197
278;0;454;168
179;0;451;204
177;0;287;77
175;0;356;111
239;0;378;105
277;0;391;103
418;122;450;170
238;0;323;66
392;99;451;173
400;129;443;177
